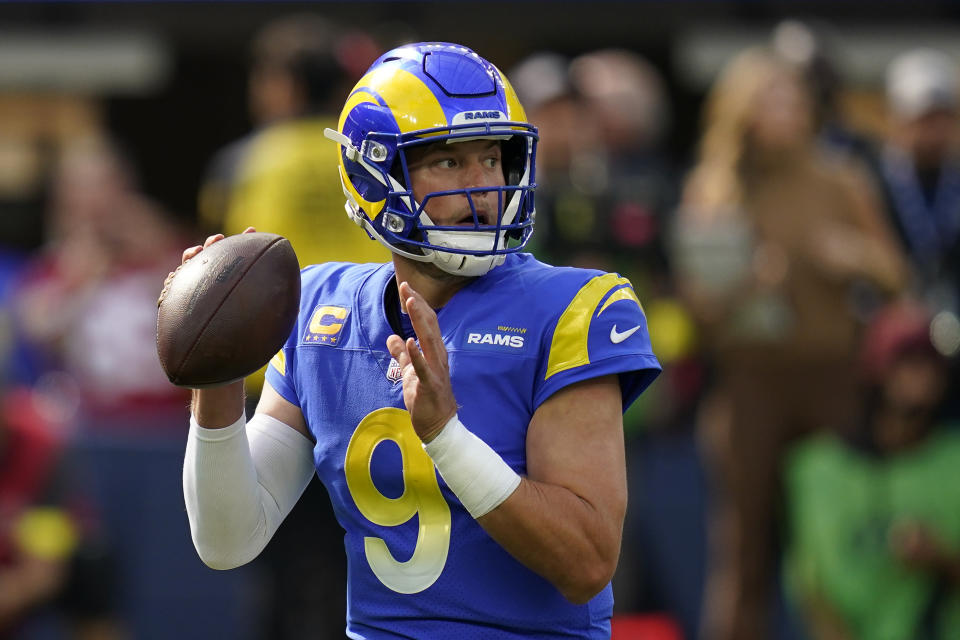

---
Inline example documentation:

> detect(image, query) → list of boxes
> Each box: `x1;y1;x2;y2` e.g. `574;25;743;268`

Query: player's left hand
386;281;458;442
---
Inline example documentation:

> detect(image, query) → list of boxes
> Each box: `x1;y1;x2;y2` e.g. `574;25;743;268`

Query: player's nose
461;157;493;189
463;164;500;203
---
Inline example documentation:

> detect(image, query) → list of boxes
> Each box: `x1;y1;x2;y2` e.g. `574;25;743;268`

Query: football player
182;42;660;639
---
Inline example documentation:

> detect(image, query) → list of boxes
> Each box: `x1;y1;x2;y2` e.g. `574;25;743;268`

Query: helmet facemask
388;129;536;276
326;42;539;276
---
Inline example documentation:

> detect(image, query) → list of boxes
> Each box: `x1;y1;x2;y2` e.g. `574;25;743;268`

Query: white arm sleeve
183;412;315;570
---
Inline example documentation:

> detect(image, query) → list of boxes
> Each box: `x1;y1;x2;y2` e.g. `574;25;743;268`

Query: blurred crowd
0;11;959;640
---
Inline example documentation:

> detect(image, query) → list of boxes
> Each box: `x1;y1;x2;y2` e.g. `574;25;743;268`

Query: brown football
156;232;300;388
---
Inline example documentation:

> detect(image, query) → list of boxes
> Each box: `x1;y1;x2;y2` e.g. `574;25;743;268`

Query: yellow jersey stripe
545;273;631;380
598;285;643;317
270;350;287;376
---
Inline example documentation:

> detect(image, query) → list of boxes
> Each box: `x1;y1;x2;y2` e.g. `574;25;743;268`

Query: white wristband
423;414;521;519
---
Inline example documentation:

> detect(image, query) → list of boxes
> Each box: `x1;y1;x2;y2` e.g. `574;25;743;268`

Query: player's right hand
183;227;257;265
168;227;257;426
161;228;257;303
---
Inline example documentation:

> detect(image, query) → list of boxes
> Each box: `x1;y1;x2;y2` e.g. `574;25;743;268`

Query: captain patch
304;305;350;345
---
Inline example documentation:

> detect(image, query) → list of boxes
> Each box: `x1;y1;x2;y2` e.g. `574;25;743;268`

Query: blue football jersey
265;253;660;639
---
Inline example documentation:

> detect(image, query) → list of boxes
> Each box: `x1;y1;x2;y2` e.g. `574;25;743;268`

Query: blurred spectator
0;386;121;639
571;49;672;157
13;138;188;424
198;14;384;268
508;52;584;181
672;47;908;640
0;96;105;390
513;48;677;291
784;302;960;640
0;95;103;257
870;49;960;334
771;19;875;165
869;47;960;420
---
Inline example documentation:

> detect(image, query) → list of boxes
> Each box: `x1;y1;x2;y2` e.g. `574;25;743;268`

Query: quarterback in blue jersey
181;42;660;639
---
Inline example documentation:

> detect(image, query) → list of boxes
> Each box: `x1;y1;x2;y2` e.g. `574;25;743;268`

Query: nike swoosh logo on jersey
610;324;640;344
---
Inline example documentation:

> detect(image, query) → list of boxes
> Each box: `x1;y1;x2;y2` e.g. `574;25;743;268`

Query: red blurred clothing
14;229;189;421
0;389;61;566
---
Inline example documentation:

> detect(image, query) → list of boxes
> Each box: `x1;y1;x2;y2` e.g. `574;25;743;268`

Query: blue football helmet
324;42;538;276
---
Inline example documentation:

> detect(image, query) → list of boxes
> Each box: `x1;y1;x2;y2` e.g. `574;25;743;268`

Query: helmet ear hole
348;164;389;204
501;136;526;186
389;157;406;188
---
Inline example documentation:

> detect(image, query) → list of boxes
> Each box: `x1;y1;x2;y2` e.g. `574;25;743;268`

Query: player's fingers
386;334;409;365
242;226;257;234
158;269;179;306
386;334;403;358
389;338;420;390
400;284;445;365
406;336;432;381
399;281;430;311
203;233;225;249
388;335;419;377
182;245;202;263
407;297;445;367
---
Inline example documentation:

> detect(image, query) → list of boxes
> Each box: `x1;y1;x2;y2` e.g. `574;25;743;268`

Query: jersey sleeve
265;270;309;407
534;273;661;411
265;340;300;407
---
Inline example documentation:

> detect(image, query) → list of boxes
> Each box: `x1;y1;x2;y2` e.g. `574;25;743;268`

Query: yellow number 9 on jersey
345;407;451;593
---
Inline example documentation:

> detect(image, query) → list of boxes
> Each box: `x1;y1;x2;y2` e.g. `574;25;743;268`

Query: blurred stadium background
1;3;960;640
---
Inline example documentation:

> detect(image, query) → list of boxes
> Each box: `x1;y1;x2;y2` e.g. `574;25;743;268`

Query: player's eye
483;156;500;169
434;157;458;169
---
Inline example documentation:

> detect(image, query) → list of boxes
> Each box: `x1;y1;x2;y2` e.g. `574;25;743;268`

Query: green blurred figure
785;302;960;640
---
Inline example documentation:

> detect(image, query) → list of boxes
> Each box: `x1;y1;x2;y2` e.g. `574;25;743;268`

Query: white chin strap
420;180;526;277
426;231;506;277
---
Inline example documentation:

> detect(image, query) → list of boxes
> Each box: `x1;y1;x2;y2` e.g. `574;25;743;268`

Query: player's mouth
456;211;492;226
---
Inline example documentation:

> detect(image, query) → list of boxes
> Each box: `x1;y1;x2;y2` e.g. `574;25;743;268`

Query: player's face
405;140;505;227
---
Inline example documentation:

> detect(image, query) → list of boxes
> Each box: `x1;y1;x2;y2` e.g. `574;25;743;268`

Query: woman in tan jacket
673;48;908;640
